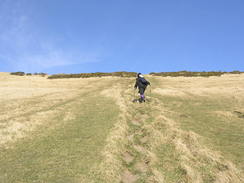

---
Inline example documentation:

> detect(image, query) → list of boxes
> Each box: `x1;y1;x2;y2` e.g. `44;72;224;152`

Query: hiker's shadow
132;98;151;103
132;99;139;103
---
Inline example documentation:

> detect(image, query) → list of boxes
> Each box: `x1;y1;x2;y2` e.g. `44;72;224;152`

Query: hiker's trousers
138;87;146;95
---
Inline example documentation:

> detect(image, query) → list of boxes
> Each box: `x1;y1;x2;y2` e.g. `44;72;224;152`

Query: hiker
134;73;150;103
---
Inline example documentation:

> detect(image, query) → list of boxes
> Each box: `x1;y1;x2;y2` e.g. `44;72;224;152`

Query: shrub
33;72;47;77
230;70;241;74
149;71;243;77
47;72;137;79
10;72;25;76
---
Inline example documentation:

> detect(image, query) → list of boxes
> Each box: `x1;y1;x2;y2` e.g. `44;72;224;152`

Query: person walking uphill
134;73;150;103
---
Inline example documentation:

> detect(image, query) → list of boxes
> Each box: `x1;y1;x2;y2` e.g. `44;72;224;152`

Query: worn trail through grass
99;77;244;183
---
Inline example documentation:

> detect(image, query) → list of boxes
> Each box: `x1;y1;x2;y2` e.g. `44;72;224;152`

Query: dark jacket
134;77;150;89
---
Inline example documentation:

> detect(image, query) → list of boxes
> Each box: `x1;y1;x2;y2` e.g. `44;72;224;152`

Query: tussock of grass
155;143;188;183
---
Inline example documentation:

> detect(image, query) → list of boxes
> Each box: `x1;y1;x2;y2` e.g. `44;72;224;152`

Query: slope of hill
0;73;243;182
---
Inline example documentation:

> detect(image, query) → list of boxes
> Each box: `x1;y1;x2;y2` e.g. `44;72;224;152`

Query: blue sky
0;0;243;74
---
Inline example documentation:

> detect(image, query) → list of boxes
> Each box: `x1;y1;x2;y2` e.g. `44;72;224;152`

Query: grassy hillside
0;72;243;182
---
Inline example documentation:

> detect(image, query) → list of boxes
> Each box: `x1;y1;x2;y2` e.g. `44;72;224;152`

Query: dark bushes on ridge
11;71;243;78
10;72;47;77
10;72;25;76
33;73;47;77
149;71;244;77
47;72;137;79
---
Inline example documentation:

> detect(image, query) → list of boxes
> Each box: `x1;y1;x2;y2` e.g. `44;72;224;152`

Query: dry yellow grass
96;74;244;182
149;74;244;182
0;72;243;182
0;73;113;147
152;74;244;99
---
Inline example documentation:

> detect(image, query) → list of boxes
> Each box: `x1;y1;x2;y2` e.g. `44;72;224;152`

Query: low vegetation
47;72;137;79
150;70;243;77
10;72;47;77
33;72;47;77
10;71;25;76
11;70;244;78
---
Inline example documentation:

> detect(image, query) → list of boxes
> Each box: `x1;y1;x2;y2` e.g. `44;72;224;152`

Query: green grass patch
157;94;244;171
0;94;119;183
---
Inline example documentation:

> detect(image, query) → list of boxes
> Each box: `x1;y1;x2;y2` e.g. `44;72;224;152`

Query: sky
0;0;244;74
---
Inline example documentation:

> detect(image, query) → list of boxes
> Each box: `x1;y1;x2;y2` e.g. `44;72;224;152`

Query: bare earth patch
122;152;134;164
121;170;138;183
